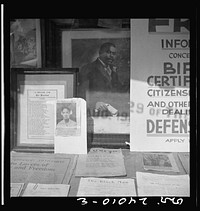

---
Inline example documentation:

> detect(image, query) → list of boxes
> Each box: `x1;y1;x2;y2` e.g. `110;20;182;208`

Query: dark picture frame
62;29;130;148
10;68;78;152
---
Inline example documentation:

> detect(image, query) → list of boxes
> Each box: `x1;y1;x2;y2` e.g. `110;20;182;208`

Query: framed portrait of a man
62;30;130;145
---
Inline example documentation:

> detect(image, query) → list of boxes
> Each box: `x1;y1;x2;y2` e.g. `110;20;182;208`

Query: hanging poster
130;19;190;152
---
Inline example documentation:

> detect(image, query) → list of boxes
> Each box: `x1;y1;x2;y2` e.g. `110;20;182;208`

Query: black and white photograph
56;100;81;137
56;103;77;128
4;15;196;205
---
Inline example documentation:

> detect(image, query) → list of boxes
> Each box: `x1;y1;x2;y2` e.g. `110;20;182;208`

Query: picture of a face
61;108;71;120
100;45;117;66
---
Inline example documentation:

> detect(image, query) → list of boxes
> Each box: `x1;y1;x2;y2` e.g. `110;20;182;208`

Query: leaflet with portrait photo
54;98;87;154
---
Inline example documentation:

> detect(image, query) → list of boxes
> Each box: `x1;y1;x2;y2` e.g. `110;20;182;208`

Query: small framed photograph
10;68;78;152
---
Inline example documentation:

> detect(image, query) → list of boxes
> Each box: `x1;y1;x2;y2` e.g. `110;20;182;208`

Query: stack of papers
75;148;126;177
136;171;190;196
77;177;136;196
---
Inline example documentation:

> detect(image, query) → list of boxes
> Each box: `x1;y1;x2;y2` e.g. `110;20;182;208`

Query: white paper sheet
136;171;190;196
75;153;126;177
22;183;70;197
77;177;136;196
54;98;87;154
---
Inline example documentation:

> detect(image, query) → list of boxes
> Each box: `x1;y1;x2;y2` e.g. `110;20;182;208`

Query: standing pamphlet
136;171;189;196
54;98;87;154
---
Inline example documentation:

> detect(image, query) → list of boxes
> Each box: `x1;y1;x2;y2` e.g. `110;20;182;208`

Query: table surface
68;150;189;196
10;149;189;197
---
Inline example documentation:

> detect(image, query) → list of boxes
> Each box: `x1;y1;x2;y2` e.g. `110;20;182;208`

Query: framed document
10;68;78;152
62;29;130;148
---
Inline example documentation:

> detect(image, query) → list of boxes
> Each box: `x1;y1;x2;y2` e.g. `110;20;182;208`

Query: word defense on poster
130;19;189;152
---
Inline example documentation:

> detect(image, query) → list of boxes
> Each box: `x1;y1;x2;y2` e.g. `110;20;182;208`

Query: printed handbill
136;171;189;196
77;177;136;196
11;152;77;184
75;153;126;177
18;84;64;144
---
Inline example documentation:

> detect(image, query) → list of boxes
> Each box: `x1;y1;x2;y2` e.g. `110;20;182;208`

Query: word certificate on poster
18;84;64;145
130;19;190;152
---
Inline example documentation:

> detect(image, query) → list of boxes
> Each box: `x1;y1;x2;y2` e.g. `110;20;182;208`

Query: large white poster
130;19;190;152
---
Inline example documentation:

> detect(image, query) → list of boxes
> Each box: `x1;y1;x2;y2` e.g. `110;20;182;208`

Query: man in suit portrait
78;42;129;116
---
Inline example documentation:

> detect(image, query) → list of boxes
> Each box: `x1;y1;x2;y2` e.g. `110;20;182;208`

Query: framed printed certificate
10;68;78;152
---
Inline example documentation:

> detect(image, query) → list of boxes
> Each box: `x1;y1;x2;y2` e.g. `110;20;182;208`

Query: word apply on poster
130;19;190;152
